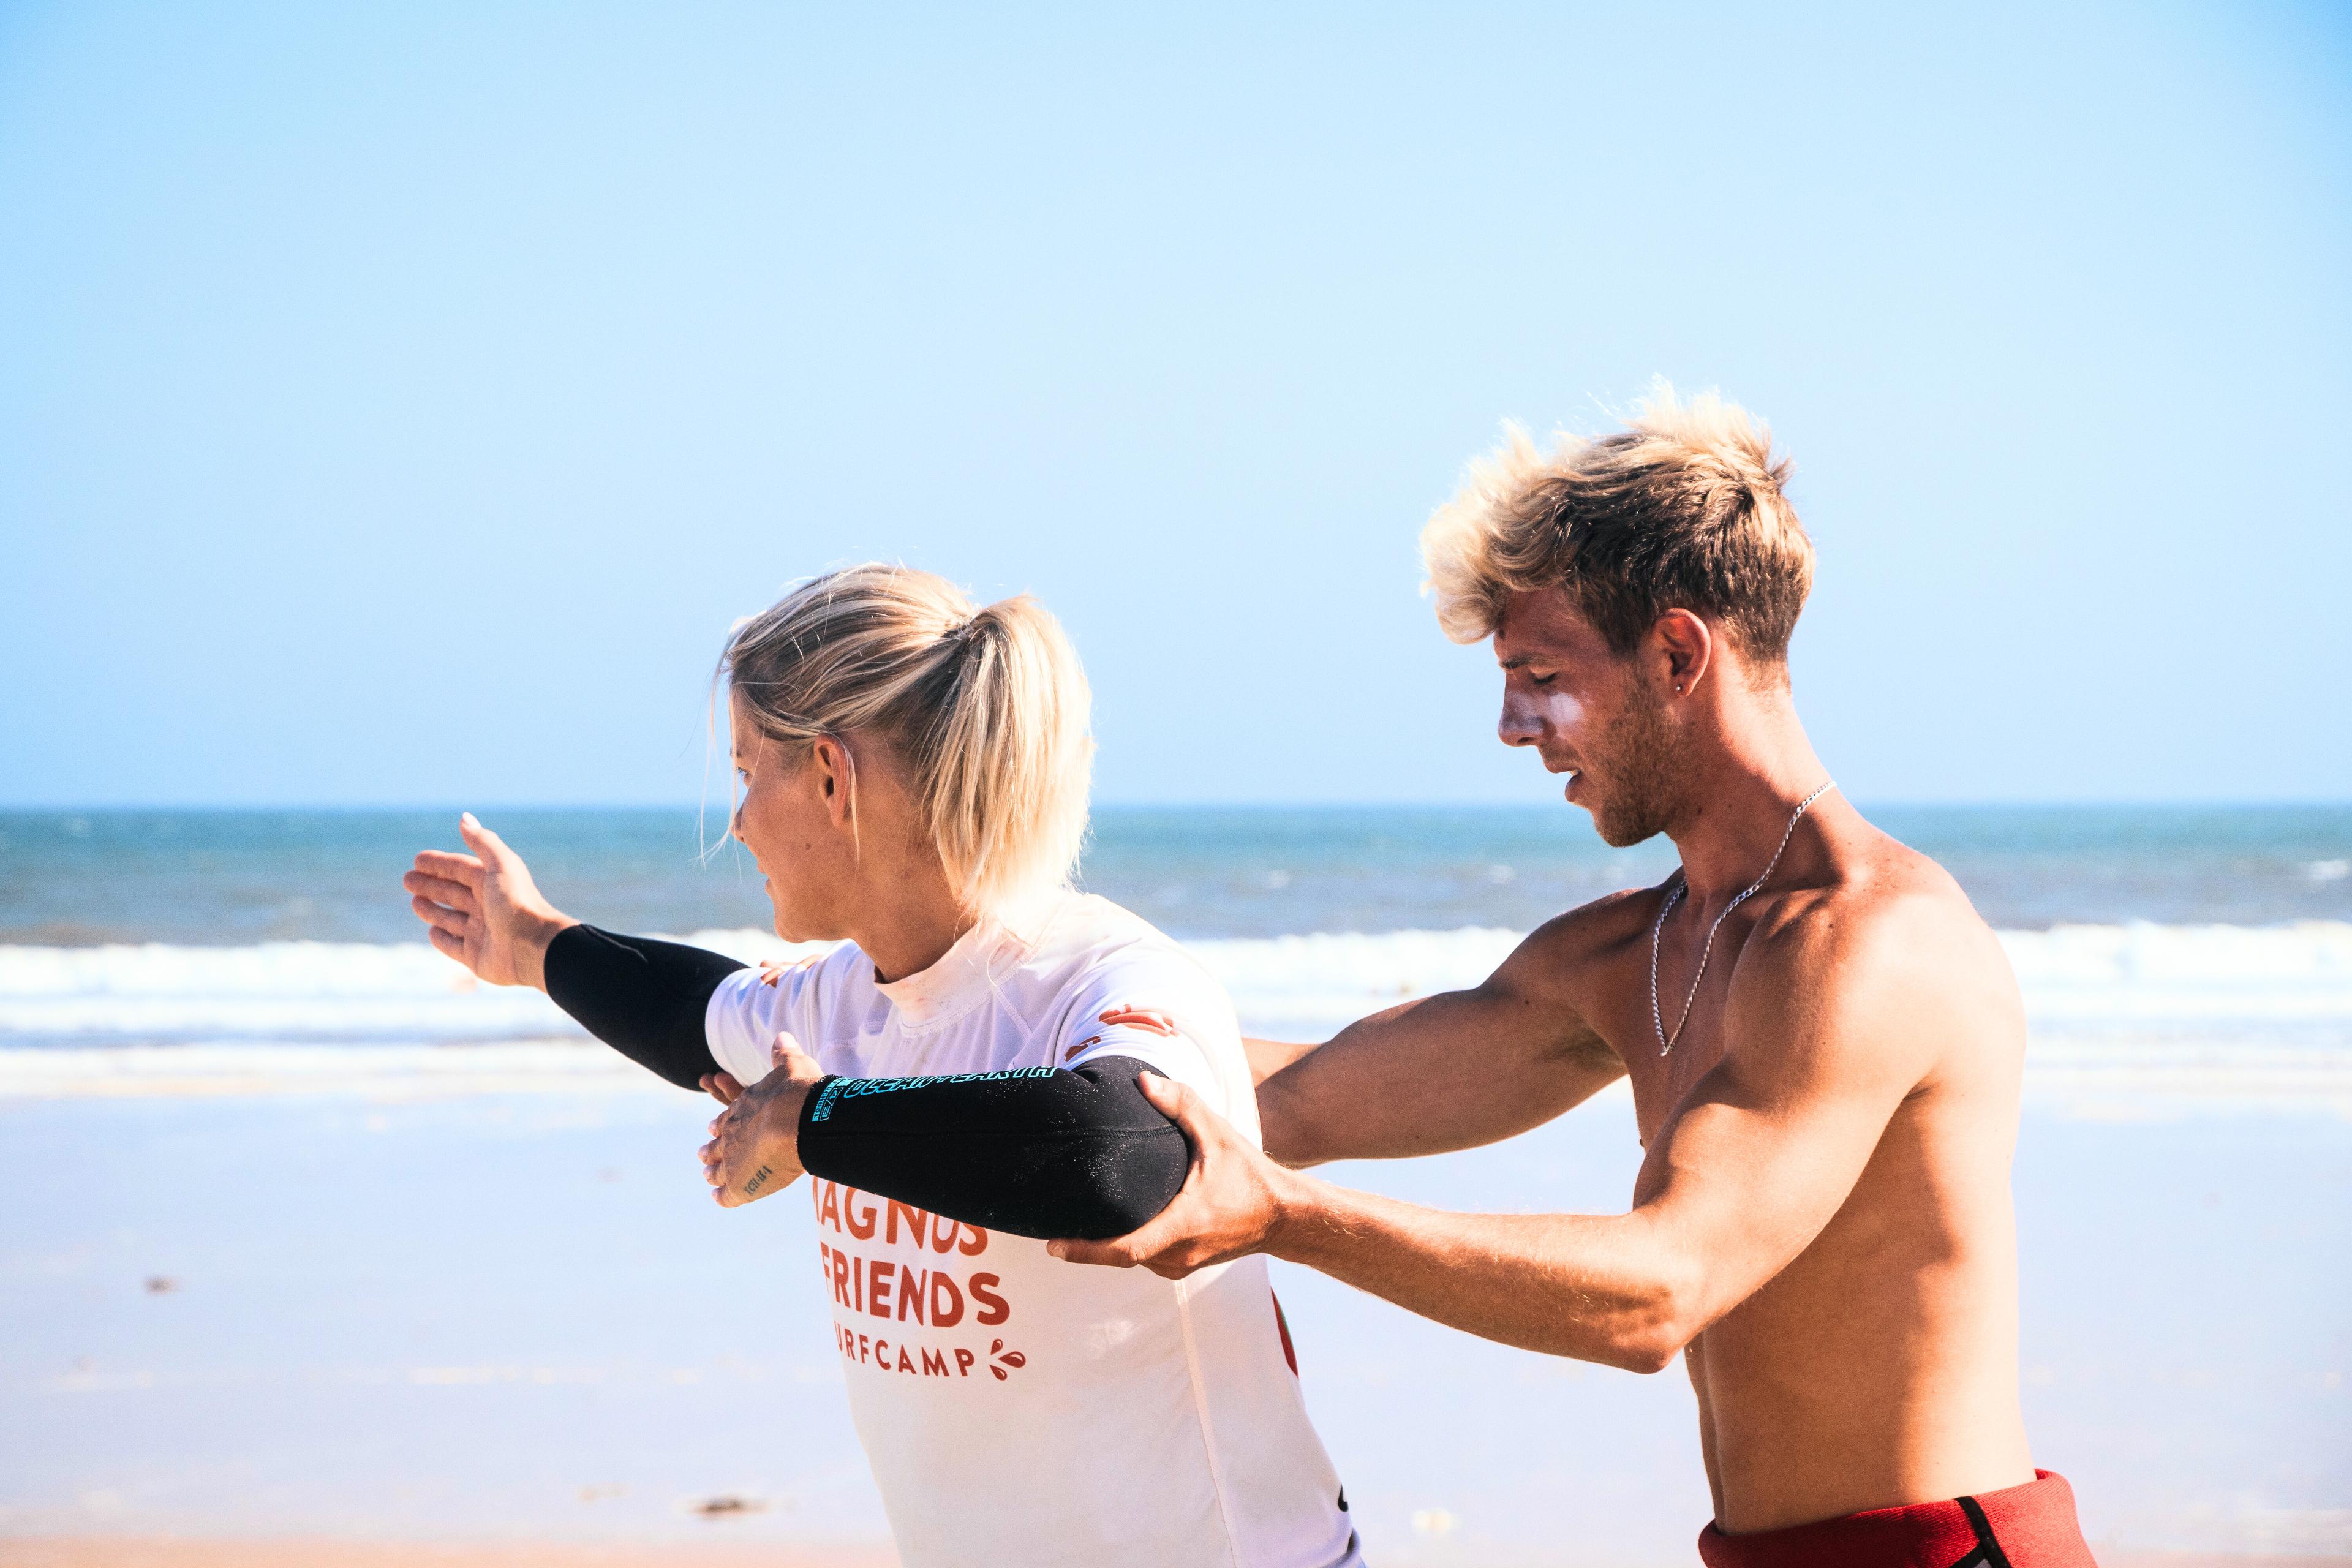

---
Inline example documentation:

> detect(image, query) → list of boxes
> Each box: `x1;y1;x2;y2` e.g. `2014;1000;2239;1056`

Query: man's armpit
1555;1022;1626;1077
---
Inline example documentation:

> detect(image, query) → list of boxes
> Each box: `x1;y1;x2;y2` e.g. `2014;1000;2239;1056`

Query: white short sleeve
1053;947;1239;1115
703;948;842;1084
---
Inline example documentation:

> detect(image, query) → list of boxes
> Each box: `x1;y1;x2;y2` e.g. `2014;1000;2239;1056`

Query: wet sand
2;1542;2347;1568
4;1090;2344;1565
0;1545;892;1568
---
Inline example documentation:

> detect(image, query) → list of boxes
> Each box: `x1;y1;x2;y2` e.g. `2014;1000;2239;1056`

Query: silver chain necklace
1649;780;1838;1057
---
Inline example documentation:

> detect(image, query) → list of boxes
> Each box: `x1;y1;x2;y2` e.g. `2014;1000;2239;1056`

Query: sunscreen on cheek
1500;686;1585;739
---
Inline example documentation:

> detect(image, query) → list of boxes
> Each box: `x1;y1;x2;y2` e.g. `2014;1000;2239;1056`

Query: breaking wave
2;922;2346;1106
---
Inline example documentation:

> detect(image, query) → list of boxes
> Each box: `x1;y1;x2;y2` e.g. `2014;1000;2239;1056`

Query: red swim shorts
1698;1469;2095;1567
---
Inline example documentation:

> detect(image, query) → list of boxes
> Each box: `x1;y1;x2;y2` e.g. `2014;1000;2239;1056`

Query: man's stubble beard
1586;677;1691;849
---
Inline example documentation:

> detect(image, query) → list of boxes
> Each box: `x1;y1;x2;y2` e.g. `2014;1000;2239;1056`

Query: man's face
1494;589;1684;847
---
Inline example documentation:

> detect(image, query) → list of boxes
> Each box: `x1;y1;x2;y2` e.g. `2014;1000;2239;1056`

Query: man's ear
1651;609;1714;697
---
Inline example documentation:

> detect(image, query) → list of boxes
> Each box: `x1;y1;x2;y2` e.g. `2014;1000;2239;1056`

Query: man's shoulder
1755;834;1989;968
1501;883;1670;989
1734;835;2021;1070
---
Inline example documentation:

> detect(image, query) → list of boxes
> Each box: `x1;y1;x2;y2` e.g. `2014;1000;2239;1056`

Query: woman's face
728;692;857;943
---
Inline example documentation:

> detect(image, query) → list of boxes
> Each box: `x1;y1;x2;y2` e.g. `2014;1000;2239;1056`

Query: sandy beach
4;1082;2345;1567
0;1544;895;1568
1;1542;2346;1568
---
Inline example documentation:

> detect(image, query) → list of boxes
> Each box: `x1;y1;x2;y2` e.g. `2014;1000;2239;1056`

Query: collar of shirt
871;891;1067;1031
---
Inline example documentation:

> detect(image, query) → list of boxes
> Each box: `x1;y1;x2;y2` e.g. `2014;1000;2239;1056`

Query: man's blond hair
1420;385;1812;668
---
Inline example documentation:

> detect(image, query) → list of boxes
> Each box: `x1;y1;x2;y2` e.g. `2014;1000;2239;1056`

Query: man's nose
1498;698;1542;747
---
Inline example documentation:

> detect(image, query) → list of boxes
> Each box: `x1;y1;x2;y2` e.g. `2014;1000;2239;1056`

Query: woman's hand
701;1034;826;1207
403;812;576;990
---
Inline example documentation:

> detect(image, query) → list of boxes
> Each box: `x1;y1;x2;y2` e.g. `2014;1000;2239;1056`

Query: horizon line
4;799;2350;814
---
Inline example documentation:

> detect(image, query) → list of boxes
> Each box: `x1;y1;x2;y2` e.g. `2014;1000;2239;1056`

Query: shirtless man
1053;391;2098;1566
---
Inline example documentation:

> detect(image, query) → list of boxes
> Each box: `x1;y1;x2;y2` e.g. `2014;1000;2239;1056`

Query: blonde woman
402;564;1362;1568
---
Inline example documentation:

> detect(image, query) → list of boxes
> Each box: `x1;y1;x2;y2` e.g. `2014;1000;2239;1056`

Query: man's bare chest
1574;934;1748;1148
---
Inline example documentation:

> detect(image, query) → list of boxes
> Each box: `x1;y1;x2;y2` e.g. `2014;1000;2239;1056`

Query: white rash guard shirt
703;890;1364;1568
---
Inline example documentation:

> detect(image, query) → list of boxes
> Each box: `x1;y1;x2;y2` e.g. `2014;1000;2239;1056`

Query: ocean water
7;804;2351;946
1;805;2348;1107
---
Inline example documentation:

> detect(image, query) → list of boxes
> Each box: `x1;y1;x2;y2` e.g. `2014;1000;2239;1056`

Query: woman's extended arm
787;1055;1188;1240
404;813;577;989
404;813;737;1090
543;925;742;1090
540;918;1188;1225
407;815;1186;1237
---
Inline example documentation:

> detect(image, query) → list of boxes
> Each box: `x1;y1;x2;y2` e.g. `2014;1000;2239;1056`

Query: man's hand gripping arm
1059;911;1934;1374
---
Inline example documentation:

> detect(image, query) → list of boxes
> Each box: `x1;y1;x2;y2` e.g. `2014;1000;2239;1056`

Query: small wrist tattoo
742;1164;774;1196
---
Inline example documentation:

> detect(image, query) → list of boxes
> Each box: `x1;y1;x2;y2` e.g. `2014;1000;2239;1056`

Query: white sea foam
1;922;2346;1107
0;930;824;1047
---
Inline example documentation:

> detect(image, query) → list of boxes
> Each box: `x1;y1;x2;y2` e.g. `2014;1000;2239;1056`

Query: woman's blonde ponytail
721;565;1093;913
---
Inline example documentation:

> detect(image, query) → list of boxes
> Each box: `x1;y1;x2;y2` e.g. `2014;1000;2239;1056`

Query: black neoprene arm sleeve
538;924;1191;1238
795;1058;1191;1241
541;924;743;1091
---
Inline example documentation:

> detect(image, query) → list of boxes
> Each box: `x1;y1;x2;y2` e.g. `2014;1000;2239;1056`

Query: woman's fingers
424;925;466;961
411;894;471;936
458;813;516;872
410;850;484;888
402;870;480;913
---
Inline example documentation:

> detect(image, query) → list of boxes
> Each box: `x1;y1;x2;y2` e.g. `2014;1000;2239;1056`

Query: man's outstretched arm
1058;908;1939;1371
1254;905;1632;1167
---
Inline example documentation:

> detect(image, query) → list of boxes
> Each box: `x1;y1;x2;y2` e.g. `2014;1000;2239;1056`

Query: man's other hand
701;1034;823;1207
1049;1073;1298;1278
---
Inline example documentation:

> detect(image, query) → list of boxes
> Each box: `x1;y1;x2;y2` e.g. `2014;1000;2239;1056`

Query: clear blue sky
3;2;2346;807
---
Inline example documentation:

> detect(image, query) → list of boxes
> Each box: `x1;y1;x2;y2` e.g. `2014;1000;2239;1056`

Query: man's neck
1664;695;1839;905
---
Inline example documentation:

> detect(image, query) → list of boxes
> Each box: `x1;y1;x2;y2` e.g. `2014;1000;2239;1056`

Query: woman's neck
851;875;981;986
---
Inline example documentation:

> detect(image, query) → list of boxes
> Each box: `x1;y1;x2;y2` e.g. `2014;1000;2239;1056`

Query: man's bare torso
1536;818;2038;1529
